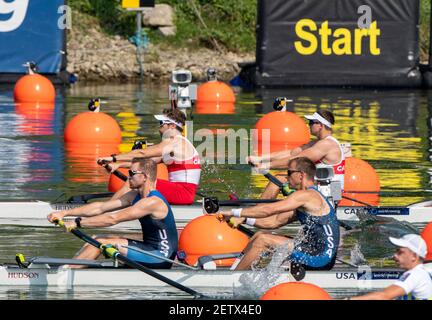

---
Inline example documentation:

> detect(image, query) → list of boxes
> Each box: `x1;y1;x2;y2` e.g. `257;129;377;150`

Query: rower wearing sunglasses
218;157;340;271
98;109;201;205
248;110;345;199
47;158;178;269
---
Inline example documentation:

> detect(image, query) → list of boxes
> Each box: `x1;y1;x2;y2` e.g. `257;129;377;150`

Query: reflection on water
1;84;431;204
0;84;431;299
0;286;378;300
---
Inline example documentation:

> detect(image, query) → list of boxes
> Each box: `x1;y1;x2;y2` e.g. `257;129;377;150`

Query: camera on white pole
169;70;197;115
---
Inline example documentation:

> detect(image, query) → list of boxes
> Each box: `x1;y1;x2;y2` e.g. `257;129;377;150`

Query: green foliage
69;0;136;36
69;0;257;52
69;0;431;56
156;0;257;52
420;0;430;61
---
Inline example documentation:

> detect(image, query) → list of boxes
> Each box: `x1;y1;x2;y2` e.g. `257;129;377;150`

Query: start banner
255;0;422;87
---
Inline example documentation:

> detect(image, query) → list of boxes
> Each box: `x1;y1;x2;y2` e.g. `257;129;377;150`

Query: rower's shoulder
290;188;318;201
315;137;337;147
142;194;169;213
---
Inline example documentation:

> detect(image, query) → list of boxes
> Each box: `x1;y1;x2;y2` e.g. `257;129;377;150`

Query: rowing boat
4;258;430;291
0;200;430;230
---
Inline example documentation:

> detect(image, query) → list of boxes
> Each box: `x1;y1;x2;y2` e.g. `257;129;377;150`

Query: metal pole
137;11;144;80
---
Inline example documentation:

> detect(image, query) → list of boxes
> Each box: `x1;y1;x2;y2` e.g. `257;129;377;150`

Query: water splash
233;239;294;299
350;243;367;266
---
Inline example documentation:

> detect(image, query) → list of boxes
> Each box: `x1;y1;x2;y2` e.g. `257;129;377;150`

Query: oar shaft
341;195;373;207
263;172;283;187
112;170;127;182
57;220;204;298
115;255;202;297
237;225;255;237
103;164;128;182
217;199;279;206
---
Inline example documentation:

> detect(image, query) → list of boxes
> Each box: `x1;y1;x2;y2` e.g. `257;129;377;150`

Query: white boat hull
0;200;430;230
0;264;405;291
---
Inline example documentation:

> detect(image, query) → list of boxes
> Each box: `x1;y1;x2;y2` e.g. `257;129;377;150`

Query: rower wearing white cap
350;234;432;300
98;108;201;205
248;110;345;199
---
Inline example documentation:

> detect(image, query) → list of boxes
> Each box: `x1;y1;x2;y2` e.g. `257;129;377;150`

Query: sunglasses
128;169;145;177
287;169;301;176
159;121;169;127
308;120;321;126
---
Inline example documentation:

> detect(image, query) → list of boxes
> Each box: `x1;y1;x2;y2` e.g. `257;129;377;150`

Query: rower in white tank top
315;135;345;190
162;135;201;185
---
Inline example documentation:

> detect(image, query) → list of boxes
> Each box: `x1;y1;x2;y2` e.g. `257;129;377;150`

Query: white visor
304;112;332;128
154;115;183;128
389;234;427;258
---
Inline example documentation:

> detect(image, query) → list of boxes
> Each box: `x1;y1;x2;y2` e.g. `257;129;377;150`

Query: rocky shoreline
66;24;255;83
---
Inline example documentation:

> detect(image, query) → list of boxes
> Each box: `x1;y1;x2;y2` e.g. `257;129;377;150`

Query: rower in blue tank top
127;190;178;268
48;158;178;269
218;157;340;271
290;186;339;269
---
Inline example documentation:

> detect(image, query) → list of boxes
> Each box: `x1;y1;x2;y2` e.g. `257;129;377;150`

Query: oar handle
251;164;293;196
100;164;128;182
261;170;283;187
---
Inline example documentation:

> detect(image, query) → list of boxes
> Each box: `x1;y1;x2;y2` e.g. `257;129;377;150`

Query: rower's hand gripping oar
249;162;293;196
53;219;206;299
203;197;255;237
100;163;128;181
97;139;148;182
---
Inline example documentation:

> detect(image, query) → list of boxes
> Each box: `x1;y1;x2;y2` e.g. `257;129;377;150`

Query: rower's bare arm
349;285;405;300
108;162;131;172
254;210;296;229
115;142;169;162
78;196;164;228
268;141;318;169
47;191;134;223
221;193;304;219
294;140;330;163
97;149;140;164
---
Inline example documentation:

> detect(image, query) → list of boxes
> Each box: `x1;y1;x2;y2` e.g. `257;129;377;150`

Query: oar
261;169;371;206
98;139;146;182
204;196;353;231
99;163;128;181
54;220;206;299
251;164;293;196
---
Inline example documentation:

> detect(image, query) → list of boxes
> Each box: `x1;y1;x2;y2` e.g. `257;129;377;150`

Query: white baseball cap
154;114;183;128
304;112;332;128
389;234;427;258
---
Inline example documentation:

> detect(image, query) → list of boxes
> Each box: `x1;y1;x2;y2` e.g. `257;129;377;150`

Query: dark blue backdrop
0;0;65;74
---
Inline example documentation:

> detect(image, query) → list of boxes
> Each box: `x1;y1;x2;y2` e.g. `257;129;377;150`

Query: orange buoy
260;282;332;300
339;157;380;206
195;101;235;114
64;111;122;144
65;143;119;183
108;163;169;192
254;111;310;154
197;81;236;103
421;222;432;261
15;102;55;135
107;168;129;192
156;163;169;181
178;215;249;267
14;74;55;103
